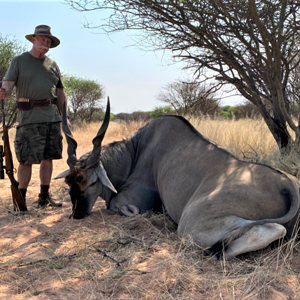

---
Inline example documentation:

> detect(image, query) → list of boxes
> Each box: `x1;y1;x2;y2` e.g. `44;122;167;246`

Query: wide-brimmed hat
25;25;60;48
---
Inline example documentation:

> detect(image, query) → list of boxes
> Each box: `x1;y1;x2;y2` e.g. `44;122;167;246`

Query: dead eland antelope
56;98;300;258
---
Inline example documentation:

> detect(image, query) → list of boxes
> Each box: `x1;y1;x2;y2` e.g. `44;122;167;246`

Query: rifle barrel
0;81;4;126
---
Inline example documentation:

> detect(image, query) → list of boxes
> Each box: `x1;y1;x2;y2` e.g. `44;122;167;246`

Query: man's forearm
57;89;67;115
1;81;16;99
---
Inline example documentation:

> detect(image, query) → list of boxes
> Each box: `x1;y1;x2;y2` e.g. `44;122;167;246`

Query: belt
17;98;57;110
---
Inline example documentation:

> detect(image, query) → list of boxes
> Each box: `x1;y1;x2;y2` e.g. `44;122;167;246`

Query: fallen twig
95;248;127;266
19;253;76;267
118;234;152;249
122;268;150;275
90;239;117;246
88;235;152;249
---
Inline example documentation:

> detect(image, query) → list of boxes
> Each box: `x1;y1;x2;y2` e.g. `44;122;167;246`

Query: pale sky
0;0;243;113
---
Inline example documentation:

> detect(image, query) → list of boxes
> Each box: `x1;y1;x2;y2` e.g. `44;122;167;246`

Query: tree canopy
0;35;26;129
157;79;220;116
149;106;174;118
66;0;300;160
63;75;105;123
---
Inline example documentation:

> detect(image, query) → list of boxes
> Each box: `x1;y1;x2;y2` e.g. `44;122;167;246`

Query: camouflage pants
14;122;63;165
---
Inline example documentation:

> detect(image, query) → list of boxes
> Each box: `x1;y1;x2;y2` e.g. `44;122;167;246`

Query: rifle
0;81;27;211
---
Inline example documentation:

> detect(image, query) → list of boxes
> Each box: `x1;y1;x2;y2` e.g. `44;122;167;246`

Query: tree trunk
259;107;300;177
269;117;292;153
253;94;293;154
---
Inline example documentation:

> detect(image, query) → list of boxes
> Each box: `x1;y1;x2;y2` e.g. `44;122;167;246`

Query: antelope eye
75;175;83;183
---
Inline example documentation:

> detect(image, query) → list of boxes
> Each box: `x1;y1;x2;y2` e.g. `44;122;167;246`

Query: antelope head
56;97;117;219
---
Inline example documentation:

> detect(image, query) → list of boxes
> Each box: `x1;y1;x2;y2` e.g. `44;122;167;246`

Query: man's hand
0;81;15;100
0;87;6;100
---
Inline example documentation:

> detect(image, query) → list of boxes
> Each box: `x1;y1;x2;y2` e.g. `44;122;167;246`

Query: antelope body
56;99;300;258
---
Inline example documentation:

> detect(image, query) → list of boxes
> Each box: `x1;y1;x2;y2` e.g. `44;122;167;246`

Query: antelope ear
54;169;70;179
95;162;117;194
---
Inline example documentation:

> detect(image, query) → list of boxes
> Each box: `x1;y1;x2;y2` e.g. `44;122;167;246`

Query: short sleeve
57;77;64;89
56;65;64;89
3;56;19;82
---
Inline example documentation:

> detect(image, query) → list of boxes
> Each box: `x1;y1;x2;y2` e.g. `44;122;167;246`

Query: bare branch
65;0;300;153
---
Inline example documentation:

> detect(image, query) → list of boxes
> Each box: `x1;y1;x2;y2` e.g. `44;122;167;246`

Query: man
0;25;68;208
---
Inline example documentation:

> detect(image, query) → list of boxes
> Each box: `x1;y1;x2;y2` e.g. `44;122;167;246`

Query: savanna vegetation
67;0;300;168
0;34;26;129
1;1;300;297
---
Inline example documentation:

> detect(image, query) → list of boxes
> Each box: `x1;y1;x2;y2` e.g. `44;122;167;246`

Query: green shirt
4;52;64;126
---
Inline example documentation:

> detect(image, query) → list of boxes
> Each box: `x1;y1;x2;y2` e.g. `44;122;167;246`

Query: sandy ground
1;139;300;299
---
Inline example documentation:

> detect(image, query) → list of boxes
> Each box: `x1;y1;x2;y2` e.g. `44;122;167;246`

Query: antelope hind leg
224;223;286;259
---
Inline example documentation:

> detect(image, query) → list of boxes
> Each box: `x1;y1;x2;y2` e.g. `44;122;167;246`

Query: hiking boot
37;193;62;208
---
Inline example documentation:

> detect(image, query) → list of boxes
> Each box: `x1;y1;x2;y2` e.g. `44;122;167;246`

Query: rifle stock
1;81;27;211
2;125;27;211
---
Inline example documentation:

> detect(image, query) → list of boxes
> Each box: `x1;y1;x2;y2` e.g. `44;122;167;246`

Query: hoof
119;204;140;216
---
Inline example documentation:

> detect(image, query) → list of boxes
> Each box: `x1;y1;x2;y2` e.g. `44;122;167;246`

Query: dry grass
66;119;147;158
1;116;300;299
187;115;300;176
93;116;279;164
188;116;278;160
